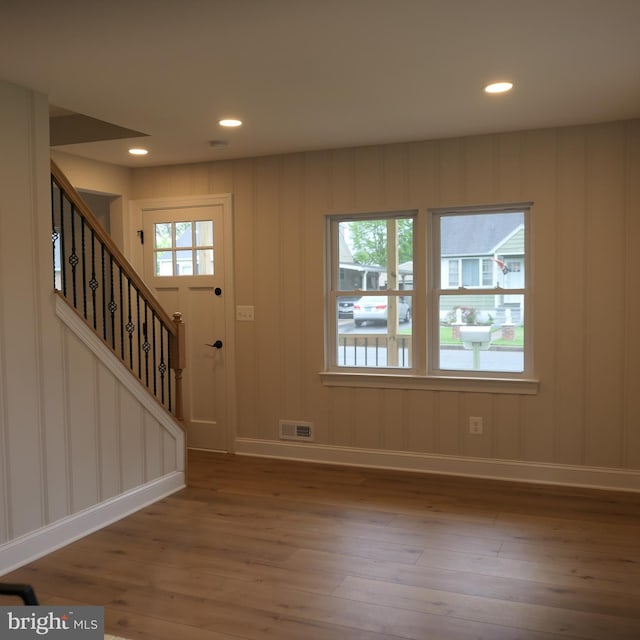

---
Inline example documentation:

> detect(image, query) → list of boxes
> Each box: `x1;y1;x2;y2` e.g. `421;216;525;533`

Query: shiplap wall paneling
254;157;283;441
144;412;163;481
65;331;100;513
353;388;382;450
208;160;233;195
302;152;331;443
435;392;462;456
438;138;466;205
328;388;354;448
354;146;384;211
119;389;145;492
496;132;524;203
40;309;69;526
380;389;408;452
585;123;627;469
408;140;440;205
553;126;587;465
625;121;640;469
461;392;493;459
329;148;355;210
232;159;257;438
405;389;436;454
97;365;121;501
162;429;178;475
492;394;521;461
383;144;410;208
520;129;558;463
464;134;497;205
0;83;46;540
280;155;306;422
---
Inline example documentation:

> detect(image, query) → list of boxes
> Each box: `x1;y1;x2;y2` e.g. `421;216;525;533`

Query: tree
348;218;413;267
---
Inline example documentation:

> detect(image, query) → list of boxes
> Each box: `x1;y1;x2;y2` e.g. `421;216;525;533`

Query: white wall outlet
469;416;483;435
236;305;255;321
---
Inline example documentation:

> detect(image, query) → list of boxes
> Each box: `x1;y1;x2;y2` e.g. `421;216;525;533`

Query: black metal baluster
101;245;107;340
375;338;379;366
167;330;173;412
136;291;142;378
152;312;158;396
159;323;166;405
119;267;124;359
81;217;87;319
142;302;150;387
51;178;58;291
59;188;67;296
108;254;116;349
364;337;368;366
125;280;134;369
69;204;78;309
89;231;98;330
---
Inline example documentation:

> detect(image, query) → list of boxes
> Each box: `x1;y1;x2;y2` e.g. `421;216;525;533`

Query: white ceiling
1;0;639;168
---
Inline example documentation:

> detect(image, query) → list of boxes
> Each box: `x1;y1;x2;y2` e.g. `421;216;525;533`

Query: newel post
171;312;186;423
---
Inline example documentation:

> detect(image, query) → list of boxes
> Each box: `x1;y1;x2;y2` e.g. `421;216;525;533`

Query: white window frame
325;211;417;374
321;203;538;395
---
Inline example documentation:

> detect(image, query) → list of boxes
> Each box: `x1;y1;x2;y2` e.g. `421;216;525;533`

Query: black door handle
205;340;223;349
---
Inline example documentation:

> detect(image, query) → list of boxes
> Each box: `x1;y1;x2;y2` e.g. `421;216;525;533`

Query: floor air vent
279;420;314;441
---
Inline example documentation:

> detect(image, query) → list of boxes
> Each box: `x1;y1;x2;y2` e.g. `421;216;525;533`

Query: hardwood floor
4;450;640;639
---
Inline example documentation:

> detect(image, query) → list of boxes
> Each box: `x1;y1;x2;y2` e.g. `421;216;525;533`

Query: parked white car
353;295;411;327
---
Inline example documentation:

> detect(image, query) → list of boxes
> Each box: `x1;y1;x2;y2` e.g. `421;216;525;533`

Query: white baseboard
0;472;185;576
235;438;640;493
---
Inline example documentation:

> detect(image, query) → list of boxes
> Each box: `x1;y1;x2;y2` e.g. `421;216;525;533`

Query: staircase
51;160;186;422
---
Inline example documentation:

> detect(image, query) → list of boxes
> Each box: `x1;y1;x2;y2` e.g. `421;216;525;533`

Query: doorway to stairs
134;194;236;452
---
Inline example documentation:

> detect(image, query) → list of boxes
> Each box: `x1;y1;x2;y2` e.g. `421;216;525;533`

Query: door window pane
196;249;214;275
155;251;173;276
196;220;213;245
153;220;214;277
155;223;172;249
176;250;193;275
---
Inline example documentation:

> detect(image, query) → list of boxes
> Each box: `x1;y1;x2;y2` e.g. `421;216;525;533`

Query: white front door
139;195;234;451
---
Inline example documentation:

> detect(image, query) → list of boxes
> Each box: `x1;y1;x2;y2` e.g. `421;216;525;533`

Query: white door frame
130;193;237;452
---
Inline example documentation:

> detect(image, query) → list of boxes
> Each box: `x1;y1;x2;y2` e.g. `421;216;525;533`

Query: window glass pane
440;211;525;289
195;220;213;247
176;249;193;275
482;259;493;286
438;294;524;373
196;249;214;275
337;218;413;291
154;223;172;249
447;260;459;288
461;259;479;286
336;294;412;368
155;251;173;276
175;222;193;248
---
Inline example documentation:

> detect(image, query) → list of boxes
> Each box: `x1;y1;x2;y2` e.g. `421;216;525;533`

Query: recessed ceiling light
128;148;148;156
484;82;513;94
218;118;242;127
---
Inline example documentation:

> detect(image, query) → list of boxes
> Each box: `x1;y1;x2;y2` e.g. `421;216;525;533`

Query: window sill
319;371;539;395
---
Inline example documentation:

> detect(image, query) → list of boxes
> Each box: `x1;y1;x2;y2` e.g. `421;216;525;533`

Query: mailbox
459;325;492;350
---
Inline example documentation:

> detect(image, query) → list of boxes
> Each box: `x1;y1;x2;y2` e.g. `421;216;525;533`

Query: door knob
205;340;223;349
